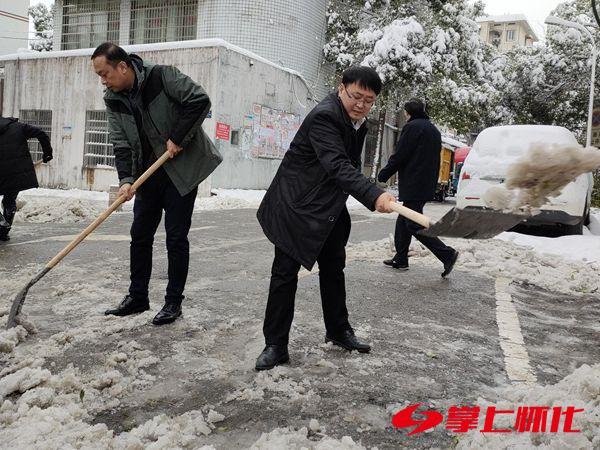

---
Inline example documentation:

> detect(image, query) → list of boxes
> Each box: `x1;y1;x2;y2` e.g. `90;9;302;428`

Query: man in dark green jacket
92;42;222;325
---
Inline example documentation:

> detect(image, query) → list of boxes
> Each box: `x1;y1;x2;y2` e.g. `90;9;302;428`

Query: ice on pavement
2;188;599;448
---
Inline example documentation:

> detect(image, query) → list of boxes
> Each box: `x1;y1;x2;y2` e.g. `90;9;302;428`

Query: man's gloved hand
42;154;53;163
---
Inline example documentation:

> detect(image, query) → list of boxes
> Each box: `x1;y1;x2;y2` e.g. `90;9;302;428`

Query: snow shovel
389;203;530;239
6;151;172;329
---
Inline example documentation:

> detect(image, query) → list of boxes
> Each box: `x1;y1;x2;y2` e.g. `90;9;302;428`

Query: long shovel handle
46;152;171;269
389;202;432;228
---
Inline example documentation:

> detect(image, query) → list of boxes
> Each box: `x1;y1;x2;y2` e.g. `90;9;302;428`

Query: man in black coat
378;99;458;276
0;117;52;241
255;66;396;370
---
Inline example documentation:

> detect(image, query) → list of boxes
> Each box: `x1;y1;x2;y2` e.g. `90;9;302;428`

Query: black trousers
129;168;197;305
394;200;455;266
263;208;353;346
1;191;18;225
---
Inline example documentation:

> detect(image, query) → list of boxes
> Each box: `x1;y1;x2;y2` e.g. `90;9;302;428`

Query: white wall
0;0;30;56
0;41;312;193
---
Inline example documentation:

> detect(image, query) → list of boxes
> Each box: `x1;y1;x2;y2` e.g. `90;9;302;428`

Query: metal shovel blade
418;207;530;239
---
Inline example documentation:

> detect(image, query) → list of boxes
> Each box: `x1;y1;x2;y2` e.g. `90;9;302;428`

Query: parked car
456;125;593;234
449;146;470;196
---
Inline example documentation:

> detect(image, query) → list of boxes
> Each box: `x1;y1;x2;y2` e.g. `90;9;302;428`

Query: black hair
341;66;382;95
91;42;132;68
404;98;426;116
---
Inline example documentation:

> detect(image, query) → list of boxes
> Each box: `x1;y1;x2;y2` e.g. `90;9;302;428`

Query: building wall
479;20;536;52
0;0;30;56
0;42;311;193
52;0;330;99
197;0;330;98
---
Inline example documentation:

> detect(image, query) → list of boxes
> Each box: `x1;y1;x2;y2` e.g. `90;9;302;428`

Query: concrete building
476;14;539;52
52;0;330;97
0;40;311;193
0;1;30;56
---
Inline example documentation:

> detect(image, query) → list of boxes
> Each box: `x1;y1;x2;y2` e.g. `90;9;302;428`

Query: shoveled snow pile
456;363;600;449
0;357;225;449
14;197;104;224
347;236;600;295
195;189;265;211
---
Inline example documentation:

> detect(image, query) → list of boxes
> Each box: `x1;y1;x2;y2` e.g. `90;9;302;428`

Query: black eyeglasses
343;85;376;107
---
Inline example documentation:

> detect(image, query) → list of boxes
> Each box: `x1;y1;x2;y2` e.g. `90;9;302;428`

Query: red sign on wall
216;122;231;141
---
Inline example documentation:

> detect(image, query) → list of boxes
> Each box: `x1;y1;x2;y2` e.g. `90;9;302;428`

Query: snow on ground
2;188;599;448
347;234;600;296
12;188;369;224
456;363;600;449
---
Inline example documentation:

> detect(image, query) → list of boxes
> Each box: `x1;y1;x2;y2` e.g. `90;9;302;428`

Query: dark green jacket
104;56;222;196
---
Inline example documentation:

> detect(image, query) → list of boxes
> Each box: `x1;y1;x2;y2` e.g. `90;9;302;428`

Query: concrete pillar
119;0;132;46
53;0;63;50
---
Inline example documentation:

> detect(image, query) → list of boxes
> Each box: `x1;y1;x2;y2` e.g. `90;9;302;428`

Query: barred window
130;0;198;45
61;0;121;50
84;111;115;168
20;110;52;162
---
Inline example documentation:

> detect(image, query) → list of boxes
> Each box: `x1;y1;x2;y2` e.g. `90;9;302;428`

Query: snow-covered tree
324;0;505;134
29;3;53;52
497;0;597;142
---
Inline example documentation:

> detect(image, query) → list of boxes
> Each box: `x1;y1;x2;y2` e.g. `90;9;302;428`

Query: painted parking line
495;277;537;385
6;226;216;247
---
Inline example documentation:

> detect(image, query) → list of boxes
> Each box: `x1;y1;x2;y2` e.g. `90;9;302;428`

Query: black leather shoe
152;303;182;325
442;250;459;278
255;345;289;371
383;259;408;270
326;330;371;353
105;295;149;316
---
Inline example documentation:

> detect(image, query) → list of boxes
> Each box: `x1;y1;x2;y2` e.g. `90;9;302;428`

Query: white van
456;125;593;234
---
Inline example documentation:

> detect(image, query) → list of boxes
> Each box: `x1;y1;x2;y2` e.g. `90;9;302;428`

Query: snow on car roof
465;125;579;176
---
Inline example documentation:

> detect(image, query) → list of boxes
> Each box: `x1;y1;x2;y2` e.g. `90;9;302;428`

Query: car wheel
584;208;591;226
564;218;584;235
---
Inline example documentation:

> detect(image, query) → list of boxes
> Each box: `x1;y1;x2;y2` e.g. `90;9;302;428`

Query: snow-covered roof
476;14;539;41
0;38;305;80
442;135;468;149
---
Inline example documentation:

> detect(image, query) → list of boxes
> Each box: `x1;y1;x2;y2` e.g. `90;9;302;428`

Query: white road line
6;226;216;247
495;277;537;385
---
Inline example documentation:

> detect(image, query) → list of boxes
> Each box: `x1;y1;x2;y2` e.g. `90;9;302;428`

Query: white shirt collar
352;117;366;130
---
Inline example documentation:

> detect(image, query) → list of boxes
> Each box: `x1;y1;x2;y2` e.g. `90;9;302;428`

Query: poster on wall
216;122;231;141
244;104;300;159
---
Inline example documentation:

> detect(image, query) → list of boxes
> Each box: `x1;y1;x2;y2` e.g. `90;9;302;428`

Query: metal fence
84;110;115;168
19;110;52;162
130;0;198;44
61;0;121;50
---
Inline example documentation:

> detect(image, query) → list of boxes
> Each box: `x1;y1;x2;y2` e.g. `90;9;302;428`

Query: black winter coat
0;117;52;195
257;93;384;270
378;116;441;201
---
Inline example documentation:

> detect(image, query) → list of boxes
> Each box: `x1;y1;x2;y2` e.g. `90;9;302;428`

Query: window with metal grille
130;0;198;44
84;111;115;168
19;110;52;162
61;0;120;50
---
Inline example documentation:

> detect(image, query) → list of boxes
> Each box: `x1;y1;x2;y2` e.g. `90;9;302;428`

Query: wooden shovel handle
46;151;172;269
389;202;432;228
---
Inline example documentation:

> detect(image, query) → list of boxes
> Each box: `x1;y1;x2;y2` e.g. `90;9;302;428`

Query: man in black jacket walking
378;99;458;277
0;117;53;241
255;66;396;370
